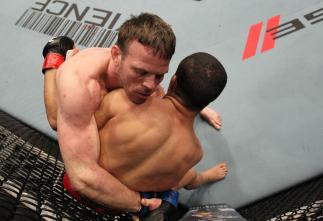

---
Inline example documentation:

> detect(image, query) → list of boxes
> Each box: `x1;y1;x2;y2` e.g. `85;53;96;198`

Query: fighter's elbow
70;174;91;194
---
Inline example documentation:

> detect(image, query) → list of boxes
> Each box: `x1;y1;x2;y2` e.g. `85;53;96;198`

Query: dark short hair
174;52;227;110
116;12;176;60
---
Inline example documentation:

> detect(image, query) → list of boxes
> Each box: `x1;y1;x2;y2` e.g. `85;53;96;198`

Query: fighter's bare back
96;89;203;192
88;50;229;218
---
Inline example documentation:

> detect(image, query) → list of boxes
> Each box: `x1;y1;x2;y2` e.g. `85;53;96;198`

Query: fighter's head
116;12;176;60
111;13;176;104
168;52;227;111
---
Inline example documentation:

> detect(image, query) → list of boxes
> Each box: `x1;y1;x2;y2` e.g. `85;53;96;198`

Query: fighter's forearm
74;165;141;212
42;36;75;130
44;69;58;130
199;106;222;130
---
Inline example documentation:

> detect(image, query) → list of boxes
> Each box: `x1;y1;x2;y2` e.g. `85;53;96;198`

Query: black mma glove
42;36;74;74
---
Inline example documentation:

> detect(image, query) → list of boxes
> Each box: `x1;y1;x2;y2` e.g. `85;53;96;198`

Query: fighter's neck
105;63;121;91
106;76;120;91
163;95;198;121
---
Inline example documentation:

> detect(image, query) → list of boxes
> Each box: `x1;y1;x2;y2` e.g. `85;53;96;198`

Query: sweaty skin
95;89;227;193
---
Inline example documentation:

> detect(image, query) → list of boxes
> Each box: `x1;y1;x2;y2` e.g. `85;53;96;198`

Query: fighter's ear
169;75;177;90
111;45;122;65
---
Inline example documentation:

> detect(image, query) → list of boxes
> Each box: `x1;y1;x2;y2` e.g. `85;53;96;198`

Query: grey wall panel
180;2;323;207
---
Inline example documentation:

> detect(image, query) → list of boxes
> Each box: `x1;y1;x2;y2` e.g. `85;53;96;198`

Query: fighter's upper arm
56;67;101;188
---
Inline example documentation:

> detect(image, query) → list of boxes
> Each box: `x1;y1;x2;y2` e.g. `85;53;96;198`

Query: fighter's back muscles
55;51;141;212
96;90;202;190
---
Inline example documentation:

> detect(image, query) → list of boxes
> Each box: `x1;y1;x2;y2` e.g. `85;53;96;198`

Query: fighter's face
118;40;170;104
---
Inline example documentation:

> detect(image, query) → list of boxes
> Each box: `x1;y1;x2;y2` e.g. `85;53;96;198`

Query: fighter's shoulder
61;48;110;76
101;89;133;111
74;47;110;62
104;89;127;101
79;47;110;55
